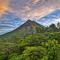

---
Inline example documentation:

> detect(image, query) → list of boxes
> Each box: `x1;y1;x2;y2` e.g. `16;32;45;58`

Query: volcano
0;20;44;38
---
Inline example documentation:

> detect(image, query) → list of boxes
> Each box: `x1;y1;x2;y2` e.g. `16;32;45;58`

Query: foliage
0;23;60;60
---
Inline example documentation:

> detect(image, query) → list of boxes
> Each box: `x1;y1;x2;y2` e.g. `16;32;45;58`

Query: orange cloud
0;0;10;15
0;6;8;13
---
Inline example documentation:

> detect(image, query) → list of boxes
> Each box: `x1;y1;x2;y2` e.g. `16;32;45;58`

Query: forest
0;21;60;60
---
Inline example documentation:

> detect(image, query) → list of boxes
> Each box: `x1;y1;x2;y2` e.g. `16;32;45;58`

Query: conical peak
24;20;33;25
26;19;33;22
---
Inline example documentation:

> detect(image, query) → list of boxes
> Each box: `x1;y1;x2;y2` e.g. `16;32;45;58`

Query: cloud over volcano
0;0;60;20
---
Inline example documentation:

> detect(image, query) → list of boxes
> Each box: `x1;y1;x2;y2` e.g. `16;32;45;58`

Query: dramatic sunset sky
0;0;60;20
0;0;60;35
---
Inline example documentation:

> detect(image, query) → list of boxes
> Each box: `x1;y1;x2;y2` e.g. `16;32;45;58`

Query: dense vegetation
0;21;60;60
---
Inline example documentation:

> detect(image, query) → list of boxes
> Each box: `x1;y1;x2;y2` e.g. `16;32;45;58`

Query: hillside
0;20;60;60
0;20;45;39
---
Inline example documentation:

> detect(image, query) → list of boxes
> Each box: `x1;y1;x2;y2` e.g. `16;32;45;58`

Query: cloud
25;6;55;20
12;5;55;20
0;0;60;20
32;0;40;4
8;0;60;20
0;0;10;16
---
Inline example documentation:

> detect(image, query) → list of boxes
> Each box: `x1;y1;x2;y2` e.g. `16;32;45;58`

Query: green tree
47;24;58;32
19;46;47;60
42;40;59;60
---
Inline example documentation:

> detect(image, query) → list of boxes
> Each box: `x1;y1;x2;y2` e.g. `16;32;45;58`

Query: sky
0;0;60;20
0;0;60;34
